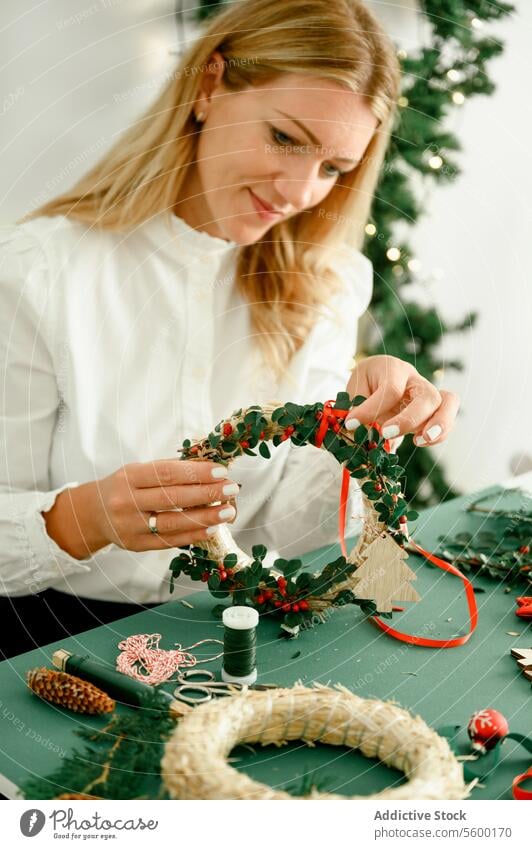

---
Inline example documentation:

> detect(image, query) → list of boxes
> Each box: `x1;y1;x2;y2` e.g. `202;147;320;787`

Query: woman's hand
95;459;240;552
344;355;460;448
43;459;240;559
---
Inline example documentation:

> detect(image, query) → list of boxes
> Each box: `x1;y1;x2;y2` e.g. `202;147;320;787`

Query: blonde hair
22;0;401;381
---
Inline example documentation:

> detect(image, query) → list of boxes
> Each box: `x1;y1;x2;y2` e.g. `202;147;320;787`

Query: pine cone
55;793;102;800
26;667;115;715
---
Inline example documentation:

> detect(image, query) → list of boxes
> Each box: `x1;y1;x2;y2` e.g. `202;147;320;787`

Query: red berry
367;441;378;450
281;603;291;613
256;594;265;605
240;440;249;449
222;423;233;436
259;431;265;439
190;445;199;453
299;600;309;611
277;576;287;587
274;600;282;608
374;483;383;492
399;515;407;523
280;434;289;441
200;572;209;582
264;590;274;600
291;603;300;613
519;545;530;554
392;494;398;503
219;570;228;581
279;588;287;597
225;568;234;578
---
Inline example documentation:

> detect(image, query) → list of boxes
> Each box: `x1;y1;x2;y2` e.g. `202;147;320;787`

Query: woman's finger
345;381;406;431
125;458;229;488
379;378;442;438
413;389;460;447
140;502;237;537
133;480;240;512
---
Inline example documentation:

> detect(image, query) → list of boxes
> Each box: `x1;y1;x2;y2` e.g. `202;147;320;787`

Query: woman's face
177;58;379;245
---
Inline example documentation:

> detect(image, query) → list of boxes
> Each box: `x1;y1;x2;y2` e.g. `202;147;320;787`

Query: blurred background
1;0;530;503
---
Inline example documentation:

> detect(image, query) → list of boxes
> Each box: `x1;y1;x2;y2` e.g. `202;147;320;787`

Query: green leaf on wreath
407;509;419;520
259;442;271;459
224;553;238;569
283;559;302;578
208;573;221;591
271;407;285;422
252;544;267;560
334;391;350;409
221;440;235;452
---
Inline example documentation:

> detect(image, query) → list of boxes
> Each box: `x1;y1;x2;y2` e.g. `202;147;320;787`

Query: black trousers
0;589;160;661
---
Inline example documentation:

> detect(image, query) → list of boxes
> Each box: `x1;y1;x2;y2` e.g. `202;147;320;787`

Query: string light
408;258;421;272
365;223;377;236
471;17;483;29
386;247;401;262
398;96;409;108
428;154;443;169
392;265;403;277
452;91;465;105
446;69;461;82
397;49;408;60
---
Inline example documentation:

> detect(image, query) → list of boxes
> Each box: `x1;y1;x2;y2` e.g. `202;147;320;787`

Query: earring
195;110;206;123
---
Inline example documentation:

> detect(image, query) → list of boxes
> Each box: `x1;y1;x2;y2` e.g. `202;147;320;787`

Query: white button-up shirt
0;212;373;602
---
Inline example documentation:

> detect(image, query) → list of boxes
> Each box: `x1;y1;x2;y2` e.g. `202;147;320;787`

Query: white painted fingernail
414;435;427;446
426;425;442;441
206;525;220;536
218;505;236;520
211;465;229;478
222;483;239;496
382;424;400;439
345;417;360;431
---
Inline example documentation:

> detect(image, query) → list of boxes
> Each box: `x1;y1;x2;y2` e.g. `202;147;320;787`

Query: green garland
21;692;175;800
169;392;419;629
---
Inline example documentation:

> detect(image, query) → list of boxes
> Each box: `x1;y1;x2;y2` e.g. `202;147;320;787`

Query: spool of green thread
222;606;259;685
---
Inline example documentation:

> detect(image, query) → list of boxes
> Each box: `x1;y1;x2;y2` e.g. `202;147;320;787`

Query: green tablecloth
0;481;530;799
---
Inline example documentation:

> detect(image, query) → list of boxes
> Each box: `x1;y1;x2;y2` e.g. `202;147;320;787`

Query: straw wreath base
161;683;470;800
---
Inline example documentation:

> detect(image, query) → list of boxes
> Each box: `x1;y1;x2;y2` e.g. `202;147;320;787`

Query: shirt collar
146;211;239;261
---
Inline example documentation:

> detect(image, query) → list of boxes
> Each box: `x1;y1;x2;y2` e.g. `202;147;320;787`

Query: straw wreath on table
168;393;421;633
161;683;470;800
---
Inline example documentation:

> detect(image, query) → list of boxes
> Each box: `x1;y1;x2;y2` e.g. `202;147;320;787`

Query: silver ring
148;512;159;534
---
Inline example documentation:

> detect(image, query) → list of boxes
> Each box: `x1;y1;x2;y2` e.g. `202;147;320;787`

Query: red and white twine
116;633;223;686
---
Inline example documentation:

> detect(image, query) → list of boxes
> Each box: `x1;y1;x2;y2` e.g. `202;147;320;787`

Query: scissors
173;669;277;705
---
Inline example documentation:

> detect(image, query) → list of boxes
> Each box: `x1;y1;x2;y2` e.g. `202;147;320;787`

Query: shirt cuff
19;483;114;593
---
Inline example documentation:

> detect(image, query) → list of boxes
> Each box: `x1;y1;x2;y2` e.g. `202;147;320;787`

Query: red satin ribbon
315;400;478;648
512;767;532;800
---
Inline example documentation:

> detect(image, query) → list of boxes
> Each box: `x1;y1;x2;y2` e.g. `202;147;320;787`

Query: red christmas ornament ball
467;708;509;753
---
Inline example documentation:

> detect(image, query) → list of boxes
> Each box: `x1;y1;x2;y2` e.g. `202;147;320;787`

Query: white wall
1;0;529;493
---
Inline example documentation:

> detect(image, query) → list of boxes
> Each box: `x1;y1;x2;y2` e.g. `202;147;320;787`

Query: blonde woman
0;0;459;657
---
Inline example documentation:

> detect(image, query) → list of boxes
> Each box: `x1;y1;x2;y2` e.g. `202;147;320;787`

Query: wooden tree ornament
351;532;421;612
